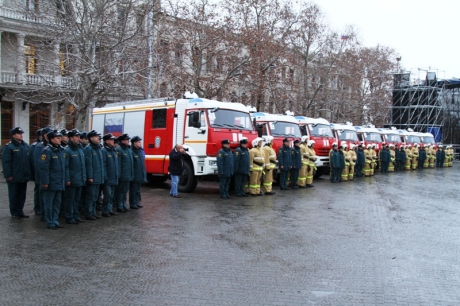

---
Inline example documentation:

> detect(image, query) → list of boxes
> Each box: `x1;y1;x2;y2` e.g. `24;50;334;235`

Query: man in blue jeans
169;144;187;198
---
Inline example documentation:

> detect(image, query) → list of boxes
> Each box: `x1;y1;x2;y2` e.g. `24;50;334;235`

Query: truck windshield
386;134;400;142
270;122;302;138
208;109;253;130
308;124;334;137
365;132;382;142
338;130;359;141
422;136;435;144
406;135;421;143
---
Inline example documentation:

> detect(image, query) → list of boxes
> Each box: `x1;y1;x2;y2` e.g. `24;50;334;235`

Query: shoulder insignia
41;154;46;161
63;153;67;158
218;153;222;157
235;152;239;155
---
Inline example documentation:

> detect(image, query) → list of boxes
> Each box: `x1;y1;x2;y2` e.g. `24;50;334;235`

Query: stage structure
390;72;460;144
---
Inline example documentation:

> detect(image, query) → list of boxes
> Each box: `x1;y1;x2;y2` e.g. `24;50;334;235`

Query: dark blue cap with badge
67;129;81;137
283;138;289;142
41;127;52;137
36;128;42;136
60;129;69;136
221;139;230;145
103;133;117;141
131;136;142;143
293;139;300;144
80;132;88;139
118;133;131;141
47;129;63;139
10;127;24;135
87;130;100;138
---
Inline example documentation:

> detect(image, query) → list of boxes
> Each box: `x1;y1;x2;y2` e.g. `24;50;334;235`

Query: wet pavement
1;165;459;305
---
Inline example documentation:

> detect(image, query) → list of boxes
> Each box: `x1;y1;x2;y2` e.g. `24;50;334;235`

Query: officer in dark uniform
2;127;31;219
233;138;250;197
64;129;86;224
290;140;301;189
60;129;69;147
101;133;120;216
83;130;105;220
380;144;390;173
330;144;341;183
418;145;427;169
29;128;42;215
355;144;365;177
80;132;89;148
278;138;292;190
33;126;52;221
116;134;134;212
217;139;234;199
39;130;66;229
396;144;406;171
129;136;146;209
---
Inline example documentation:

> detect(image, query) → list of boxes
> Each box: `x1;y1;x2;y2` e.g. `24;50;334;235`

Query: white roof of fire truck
354;126;382;134
330;123;356;131
93;97;250;114
295;116;330;125
377;128;400;135
251;112;299;124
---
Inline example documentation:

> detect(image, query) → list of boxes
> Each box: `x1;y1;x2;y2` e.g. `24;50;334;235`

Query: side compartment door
144;108;171;174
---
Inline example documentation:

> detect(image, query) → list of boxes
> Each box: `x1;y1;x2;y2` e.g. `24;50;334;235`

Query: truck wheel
179;162;198;193
147;174;168;184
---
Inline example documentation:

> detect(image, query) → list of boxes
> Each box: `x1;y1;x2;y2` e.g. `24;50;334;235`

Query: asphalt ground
0;164;459;305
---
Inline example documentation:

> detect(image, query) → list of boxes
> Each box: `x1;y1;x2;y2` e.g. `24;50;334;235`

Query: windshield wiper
223;124;235;128
234;124;246;129
211;123;224;127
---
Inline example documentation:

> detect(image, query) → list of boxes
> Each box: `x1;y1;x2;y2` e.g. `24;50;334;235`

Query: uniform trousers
85;184;100;217
290;168;299;188
234;173;247;196
279;170;289;189
103;184;116;214
65;186;82;221
117;181;130;210
33;183;40;213
263;169;274;192
218;177;231;198
7;182;27;217
249;170;262;194
129;182;141;208
43;190;62;228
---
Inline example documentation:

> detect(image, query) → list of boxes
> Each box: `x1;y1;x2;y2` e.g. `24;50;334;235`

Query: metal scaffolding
390;72;460;144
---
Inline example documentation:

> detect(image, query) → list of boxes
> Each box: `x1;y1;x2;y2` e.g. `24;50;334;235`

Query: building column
16;33;25;84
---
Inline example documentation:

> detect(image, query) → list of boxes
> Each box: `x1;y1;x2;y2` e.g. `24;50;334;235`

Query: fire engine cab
377;127;404;147
295;116;334;177
251;112;302;151
330;123;360;147
419;132;437;147
400;129;422;146
91;94;257;192
354;126;384;153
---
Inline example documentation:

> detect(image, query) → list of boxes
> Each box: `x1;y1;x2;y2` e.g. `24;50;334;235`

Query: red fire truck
91;94;257;192
378;127;405;147
330;123;360;147
295;116;334;177
250;112;302;151
354;126;384;153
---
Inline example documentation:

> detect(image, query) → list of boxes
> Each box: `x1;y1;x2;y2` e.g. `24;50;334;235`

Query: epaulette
5;141;11;146
43;146;50;151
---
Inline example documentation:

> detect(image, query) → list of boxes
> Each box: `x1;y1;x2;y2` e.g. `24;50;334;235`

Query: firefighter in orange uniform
411;143;419;170
348;143;357;180
262;136;276;195
249;137;265;196
405;144;412;170
364;144;372;177
297;136;309;188
306;140;316;187
388;144;396;172
370;144;377;176
428;145;436;168
341;142;349;181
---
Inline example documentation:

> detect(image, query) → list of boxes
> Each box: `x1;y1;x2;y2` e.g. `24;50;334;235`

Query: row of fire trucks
91;94;438;192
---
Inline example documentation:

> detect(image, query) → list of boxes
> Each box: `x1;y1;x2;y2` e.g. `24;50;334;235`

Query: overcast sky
313;0;459;80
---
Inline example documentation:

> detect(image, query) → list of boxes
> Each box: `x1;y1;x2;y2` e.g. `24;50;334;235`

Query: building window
216;57;223;73
1;102;14;145
29;103;50;144
65;104;76;130
24;45;37;74
174;45;183;66
25;0;39;13
152;109;167;128
59;49;68;76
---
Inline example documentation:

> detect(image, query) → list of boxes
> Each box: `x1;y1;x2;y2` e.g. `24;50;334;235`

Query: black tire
178;162;198;193
147;174;168;184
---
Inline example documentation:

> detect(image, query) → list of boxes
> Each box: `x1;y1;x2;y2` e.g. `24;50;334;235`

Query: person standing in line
64;129;86;224
436;145;445;167
129;136;146;208
249;137;265;196
388;144;396;172
33;126;52;221
411;143;419;170
305;140;317;187
338;144;346;182
341;142;349;181
233;138;250;197
278;138;292;190
39;130;66;229
330;144;340;183
216;139;234;199
355;144;365;177
348;144;357;180
116;134;134;211
397;144;407;171
101;133;119;217
168;144;187;198
2;127;31;219
290;140;301;189
261;136;276;195
405;144;413;170
297;136;309;188
380;144;390;173
83;130;105;220
29;128;42;215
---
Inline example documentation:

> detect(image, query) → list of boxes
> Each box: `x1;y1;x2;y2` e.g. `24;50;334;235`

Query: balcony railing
0;71;75;88
0;7;61;26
